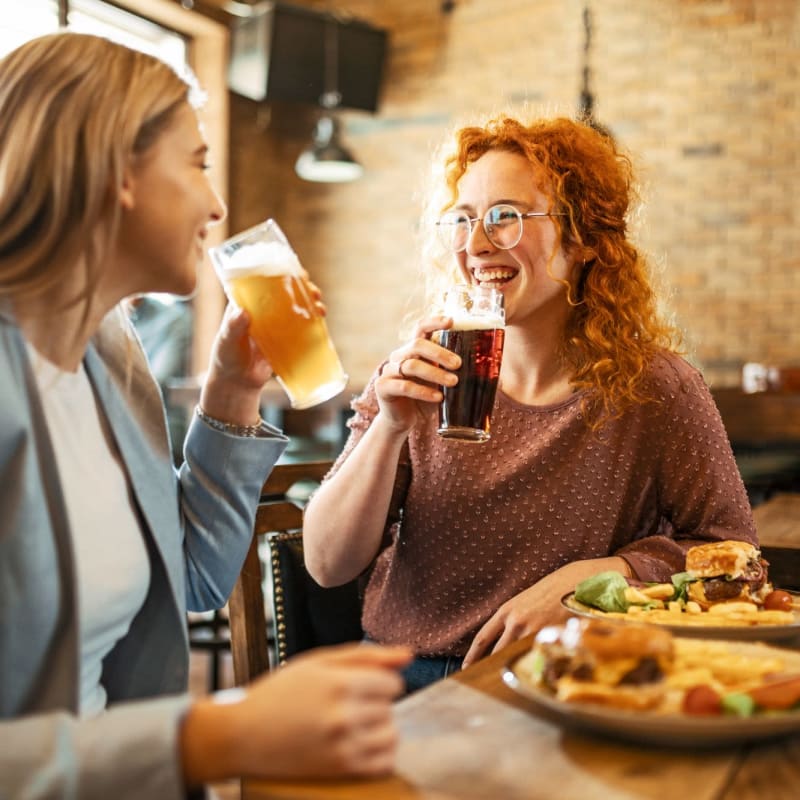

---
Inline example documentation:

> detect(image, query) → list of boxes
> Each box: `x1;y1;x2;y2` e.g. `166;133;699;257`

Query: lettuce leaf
721;692;756;717
574;571;630;613
529;650;546;680
671;571;696;602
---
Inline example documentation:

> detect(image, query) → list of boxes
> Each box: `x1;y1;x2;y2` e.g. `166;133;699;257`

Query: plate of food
503;616;800;747
561;540;800;642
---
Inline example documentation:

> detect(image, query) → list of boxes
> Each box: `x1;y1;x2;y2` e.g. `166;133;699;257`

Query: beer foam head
218;241;302;278
439;284;505;329
449;311;505;330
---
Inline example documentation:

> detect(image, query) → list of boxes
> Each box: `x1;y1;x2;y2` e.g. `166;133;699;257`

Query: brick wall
227;0;800;393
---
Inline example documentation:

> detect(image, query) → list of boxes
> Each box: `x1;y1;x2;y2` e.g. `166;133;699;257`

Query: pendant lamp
295;115;363;182
295;15;363;183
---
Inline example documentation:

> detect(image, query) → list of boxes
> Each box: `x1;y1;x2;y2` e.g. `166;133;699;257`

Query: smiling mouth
471;267;517;287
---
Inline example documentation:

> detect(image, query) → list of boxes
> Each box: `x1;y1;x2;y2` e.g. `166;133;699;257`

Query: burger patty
701;558;768;601
703;579;746;601
542;654;665;687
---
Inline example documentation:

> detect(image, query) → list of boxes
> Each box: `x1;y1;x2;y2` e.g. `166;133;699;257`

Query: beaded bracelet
195;406;263;438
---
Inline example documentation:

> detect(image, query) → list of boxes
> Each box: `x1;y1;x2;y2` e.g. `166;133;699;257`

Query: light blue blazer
0;304;288;799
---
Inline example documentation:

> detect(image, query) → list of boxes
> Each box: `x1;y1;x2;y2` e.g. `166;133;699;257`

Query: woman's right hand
181;643;412;784
374;315;461;433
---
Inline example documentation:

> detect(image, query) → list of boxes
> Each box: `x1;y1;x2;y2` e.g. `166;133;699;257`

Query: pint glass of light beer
434;285;505;442
209;219;348;409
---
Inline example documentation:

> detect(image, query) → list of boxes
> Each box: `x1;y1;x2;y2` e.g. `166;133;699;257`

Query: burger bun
685;540;760;580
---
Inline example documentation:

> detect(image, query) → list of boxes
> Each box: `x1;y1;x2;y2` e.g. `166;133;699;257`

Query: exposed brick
226;0;799;392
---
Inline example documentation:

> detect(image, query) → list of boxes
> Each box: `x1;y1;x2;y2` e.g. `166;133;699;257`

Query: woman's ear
573;242;597;267
118;165;136;211
565;241;594;269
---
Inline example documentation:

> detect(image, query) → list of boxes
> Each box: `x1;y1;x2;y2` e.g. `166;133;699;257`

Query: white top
28;345;151;717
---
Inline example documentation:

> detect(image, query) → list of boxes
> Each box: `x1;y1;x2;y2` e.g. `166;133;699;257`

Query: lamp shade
295;116;363;183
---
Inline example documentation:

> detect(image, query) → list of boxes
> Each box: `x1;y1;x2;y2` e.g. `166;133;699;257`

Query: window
0;0;59;57
68;0;186;68
0;0;185;64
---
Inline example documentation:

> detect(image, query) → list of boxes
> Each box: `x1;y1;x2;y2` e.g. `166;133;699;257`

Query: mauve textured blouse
327;352;756;656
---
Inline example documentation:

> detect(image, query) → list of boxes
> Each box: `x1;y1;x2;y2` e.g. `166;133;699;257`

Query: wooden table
242;636;800;800
753;492;800;590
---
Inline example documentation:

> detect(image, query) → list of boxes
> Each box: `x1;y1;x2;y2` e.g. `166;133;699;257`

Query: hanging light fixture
295;14;363;183
578;3;612;138
295;115;363;182
578;5;595;121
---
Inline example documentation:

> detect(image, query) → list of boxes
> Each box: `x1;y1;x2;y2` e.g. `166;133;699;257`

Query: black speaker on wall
228;2;388;113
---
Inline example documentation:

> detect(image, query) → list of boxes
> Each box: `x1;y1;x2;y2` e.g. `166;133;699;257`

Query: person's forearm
303;414;409;586
180;696;242;788
575;556;633;580
199;377;262;427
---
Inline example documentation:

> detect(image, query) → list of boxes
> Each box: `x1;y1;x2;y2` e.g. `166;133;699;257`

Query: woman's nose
466;219;495;255
208;183;227;224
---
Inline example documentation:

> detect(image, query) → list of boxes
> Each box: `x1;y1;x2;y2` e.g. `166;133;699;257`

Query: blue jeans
364;637;463;694
401;654;464;694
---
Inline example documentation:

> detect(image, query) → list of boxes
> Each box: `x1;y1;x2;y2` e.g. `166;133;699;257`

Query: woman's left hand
461;557;631;668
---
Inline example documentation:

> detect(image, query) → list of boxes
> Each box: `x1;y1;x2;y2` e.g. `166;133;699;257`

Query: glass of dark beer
434;284;505;442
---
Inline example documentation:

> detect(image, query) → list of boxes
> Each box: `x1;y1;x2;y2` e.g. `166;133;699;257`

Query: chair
227;460;364;685
267;529;364;666
187;608;231;692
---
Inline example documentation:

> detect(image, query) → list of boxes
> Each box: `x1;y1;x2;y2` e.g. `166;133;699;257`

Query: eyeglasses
435;203;566;253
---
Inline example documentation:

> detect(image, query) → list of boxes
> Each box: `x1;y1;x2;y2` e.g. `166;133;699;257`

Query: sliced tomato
747;675;800;710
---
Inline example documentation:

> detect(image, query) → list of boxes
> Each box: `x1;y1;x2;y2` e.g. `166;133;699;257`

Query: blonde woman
0;32;409;799
303;114;756;693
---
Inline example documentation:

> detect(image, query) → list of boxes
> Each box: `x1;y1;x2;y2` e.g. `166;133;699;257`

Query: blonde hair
0;32;200;317
418;112;681;427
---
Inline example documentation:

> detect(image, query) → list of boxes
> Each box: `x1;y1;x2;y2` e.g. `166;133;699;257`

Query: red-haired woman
303;114;756;692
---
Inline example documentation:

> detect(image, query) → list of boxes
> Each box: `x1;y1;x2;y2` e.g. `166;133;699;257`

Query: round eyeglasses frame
435;203;567;253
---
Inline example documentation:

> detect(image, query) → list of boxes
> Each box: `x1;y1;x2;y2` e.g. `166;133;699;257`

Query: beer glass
209;219;348;409
434;285;505;442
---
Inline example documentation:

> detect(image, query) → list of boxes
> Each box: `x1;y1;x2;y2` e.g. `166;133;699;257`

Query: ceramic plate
503;647;800;747
561;592;800;643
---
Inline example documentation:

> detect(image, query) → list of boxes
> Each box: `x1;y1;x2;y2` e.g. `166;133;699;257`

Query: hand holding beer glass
209;220;348;409
434;285;505;442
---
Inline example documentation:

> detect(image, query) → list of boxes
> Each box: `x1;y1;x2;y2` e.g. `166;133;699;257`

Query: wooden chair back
228;460;363;685
267;527;364;667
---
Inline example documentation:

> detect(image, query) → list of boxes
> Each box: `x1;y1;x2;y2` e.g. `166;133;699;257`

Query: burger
682;540;771;609
521;617;674;710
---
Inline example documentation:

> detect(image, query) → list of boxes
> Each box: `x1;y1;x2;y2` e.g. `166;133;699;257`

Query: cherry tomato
682;685;722;715
763;590;794;612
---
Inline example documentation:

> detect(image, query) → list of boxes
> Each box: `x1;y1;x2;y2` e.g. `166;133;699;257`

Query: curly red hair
435;115;681;428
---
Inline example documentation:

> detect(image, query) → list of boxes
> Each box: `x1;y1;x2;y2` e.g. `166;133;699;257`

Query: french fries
516;620;800;717
584;580;797;627
657;639;798;713
592;604;794;627
570;565;799;629
670;639;786;689
640;583;677;600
